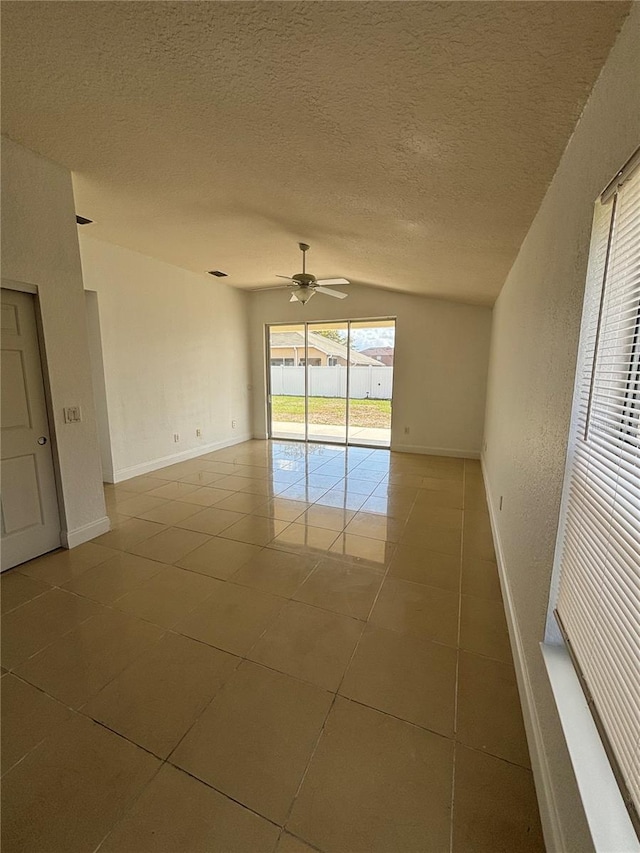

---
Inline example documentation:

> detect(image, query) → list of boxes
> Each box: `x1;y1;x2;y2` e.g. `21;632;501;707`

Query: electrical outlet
232;420;237;429
196;428;202;438
404;426;410;435
173;433;180;443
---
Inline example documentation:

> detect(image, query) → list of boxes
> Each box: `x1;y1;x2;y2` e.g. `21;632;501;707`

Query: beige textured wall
482;6;640;850
250;284;492;456
1;137;107;544
79;235;253;480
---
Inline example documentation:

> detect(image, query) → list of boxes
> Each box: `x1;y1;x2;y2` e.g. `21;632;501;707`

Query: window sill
541;642;639;853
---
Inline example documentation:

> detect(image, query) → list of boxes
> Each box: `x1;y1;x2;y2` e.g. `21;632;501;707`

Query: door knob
37;436;48;445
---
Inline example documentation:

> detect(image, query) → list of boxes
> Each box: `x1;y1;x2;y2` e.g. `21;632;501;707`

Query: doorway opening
267;318;395;448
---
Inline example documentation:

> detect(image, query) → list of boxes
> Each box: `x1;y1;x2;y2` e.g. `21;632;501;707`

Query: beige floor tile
171;661;332;824
399;522;462;555
174;505;246;535
147;480;201;500
62;552;165;604
299;504;355;532
215;474;262;492
344;511;405;542
408;504;463;530
1;674;72;775
1;571;50;614
463;515;496;562
16;608;164;708
293;558;384;620
176;536;262;580
19;542;120;586
1;588;103;670
452;746;544;853
414;486;464;510
110;487;140;504
313;488;365;510
84;633;239;757
114;565;220;628
129;526;211;564
307;472;343;490
340;624;457;736
176;469;226;486
270;522;339;555
360;493;415;519
1;714;160;853
276;833;317;853
372;484;419;504
94;516;166;551
177;485;234;505
153;460;202;480
459;594;512;663
138;500;202;525
99;765;280;853
253;498;310;522
219;515;290;547
215;492;271;513
457;651;530;767
288;696;453;853
388;543;461;591
231;548;318;598
370;577;459;646
249;600;363;691
175;581;284;655
115;493;168;517
114;475;171;494
461;557;503;601
387;472;425;489
236;478;275;496
329;532;395;569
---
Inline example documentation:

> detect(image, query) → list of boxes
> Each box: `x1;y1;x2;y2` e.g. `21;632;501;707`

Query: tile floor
1;440;545;852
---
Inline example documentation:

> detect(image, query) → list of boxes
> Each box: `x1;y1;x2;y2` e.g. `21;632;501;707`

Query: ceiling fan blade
289;292;300;302
315;286;348;299
276;274;296;280
315;278;350;286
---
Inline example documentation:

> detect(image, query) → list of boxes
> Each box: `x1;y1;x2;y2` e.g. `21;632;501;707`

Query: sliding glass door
307;321;348;444
347;320;395;447
268;318;395;448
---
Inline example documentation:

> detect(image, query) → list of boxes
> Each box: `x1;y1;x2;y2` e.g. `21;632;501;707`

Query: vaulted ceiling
1;1;630;304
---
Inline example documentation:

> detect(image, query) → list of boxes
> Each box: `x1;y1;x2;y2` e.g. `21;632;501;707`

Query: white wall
79;236;252;481
249;285;492;457
482;6;640;851
1;137;108;546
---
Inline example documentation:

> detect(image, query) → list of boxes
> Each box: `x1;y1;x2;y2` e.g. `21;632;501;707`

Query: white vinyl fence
270;366;393;399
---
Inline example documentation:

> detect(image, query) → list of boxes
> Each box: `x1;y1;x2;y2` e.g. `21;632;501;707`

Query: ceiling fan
277;243;350;304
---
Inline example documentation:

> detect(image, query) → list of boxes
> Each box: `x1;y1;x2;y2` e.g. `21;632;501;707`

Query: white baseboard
61;515;111;549
392;444;480;459
111;434;253;483
480;455;565;853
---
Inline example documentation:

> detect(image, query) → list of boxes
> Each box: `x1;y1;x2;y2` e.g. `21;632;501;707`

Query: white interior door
1;288;61;571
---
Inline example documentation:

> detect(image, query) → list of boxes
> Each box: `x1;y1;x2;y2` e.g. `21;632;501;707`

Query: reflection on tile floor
1;440;545;852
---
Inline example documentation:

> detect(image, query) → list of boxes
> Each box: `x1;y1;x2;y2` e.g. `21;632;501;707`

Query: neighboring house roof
360;347;394;358
270;331;382;366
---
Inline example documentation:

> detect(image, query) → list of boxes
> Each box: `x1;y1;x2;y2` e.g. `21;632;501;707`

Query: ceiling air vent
207;270;228;277
76;215;93;225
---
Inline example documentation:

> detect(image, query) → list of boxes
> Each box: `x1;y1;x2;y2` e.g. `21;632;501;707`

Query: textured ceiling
1;2;630;305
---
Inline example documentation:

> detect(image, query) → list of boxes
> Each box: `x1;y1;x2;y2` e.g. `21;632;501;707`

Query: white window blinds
555;155;640;828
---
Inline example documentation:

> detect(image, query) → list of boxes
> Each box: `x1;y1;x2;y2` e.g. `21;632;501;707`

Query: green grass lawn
272;396;391;428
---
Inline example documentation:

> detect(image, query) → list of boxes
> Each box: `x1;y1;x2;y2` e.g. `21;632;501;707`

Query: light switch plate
64;406;82;423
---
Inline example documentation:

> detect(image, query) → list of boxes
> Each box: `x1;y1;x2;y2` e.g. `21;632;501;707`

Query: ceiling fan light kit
277;242;350;305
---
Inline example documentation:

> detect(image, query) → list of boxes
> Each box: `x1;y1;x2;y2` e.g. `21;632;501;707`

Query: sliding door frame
266;316;396;448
